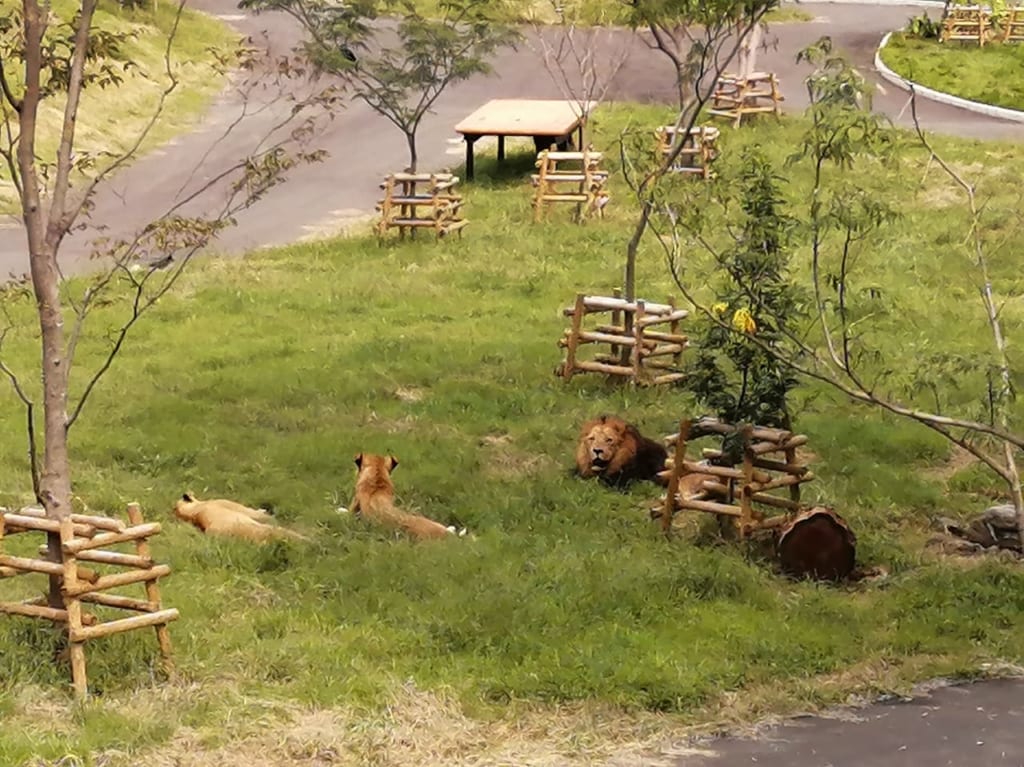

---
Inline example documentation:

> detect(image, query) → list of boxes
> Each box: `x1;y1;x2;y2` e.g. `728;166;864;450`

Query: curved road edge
874;31;1024;124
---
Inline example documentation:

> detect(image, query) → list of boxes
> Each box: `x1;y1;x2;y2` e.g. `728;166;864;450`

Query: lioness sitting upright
174;493;309;543
350;453;458;541
575;415;668;487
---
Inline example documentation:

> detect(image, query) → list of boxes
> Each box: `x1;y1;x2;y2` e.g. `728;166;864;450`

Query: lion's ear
181;492;195;503
388;455;399;471
354;453;363;469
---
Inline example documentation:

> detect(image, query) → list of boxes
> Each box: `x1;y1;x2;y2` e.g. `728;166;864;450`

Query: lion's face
583;424;623;474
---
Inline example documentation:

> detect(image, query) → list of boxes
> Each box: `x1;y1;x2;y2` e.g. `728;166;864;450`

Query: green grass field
0;0;236;214
0;105;1022;766
880;33;1024;110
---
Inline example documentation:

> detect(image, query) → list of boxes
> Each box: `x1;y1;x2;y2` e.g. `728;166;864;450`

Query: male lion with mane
574;415;668;487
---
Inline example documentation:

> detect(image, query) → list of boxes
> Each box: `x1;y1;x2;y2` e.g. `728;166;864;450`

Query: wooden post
533;151;549;222
576;149;589;222
663;419;691;536
631;300;646;382
785;443;802;505
739;424;756;537
610;287;623;361
127;503;174;676
563;294;586;381
668;295;683;369
59;517;88;699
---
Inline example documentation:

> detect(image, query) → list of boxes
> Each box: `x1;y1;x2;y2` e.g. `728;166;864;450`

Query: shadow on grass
457;152;540;190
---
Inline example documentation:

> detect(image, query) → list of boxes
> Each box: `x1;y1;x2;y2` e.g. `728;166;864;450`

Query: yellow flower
732;307;757;334
712;302;728;315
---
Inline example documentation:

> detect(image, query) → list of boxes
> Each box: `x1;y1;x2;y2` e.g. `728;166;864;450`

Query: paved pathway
0;1;1019;278
658;677;1024;766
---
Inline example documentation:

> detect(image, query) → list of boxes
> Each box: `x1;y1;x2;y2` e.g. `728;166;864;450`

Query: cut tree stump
777;506;857;581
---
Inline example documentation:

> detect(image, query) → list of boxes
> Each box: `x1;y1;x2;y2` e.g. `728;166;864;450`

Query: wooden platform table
454;99;594;180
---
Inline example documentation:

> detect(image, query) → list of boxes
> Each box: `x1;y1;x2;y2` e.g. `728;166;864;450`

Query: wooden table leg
464;135;479;181
497;134;505;163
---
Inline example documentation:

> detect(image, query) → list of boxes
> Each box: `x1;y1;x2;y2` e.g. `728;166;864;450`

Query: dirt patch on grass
393;386;425;403
921;445;978;483
479;433;546;480
364;411;419;433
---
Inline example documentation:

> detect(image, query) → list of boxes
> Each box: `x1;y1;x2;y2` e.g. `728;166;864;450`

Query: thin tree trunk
624;201;651;304
406;132;417;172
618;200;651;365
18;0;85;607
18;1;70;611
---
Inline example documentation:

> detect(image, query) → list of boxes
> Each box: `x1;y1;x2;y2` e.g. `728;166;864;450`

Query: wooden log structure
655;417;825;543
531;146;610;222
15;505;126;532
376;172;468;240
0;503;178;698
708;72;784;128
941;5;991;44
557;290;689;386
655;125;720;179
1003;6;1024;42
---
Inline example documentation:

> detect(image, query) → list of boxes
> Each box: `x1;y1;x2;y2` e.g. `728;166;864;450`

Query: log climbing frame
941;5;993;44
0;503;178;698
376;172;468;241
531;146;610;222
557;290;688;386
708;72;784;128
655;125;720;180
654;417;814;537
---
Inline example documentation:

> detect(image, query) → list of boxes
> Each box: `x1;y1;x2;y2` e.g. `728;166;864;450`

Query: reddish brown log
777;507;857;581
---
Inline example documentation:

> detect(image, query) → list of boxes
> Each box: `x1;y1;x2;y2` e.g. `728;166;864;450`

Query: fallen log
777;507;857;581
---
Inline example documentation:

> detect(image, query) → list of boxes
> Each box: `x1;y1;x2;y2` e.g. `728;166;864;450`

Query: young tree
657;39;1024;547
528;0;634;146
240;0;519;171
618;0;778;308
0;0;329;608
679;148;803;434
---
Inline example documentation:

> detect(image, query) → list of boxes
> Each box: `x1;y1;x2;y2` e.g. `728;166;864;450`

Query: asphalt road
655;677;1024;767
0;1;1019;278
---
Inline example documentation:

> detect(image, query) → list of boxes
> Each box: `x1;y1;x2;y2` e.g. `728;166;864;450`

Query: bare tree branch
0;54;21;113
0;326;39;499
530;6;634;127
908;88;1024;545
45;0;100;252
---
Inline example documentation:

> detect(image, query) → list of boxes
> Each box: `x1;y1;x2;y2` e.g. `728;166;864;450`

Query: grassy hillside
0;105;1022;766
0;0;237;214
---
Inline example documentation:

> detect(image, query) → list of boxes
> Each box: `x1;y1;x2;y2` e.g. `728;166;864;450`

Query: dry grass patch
480;434;547;480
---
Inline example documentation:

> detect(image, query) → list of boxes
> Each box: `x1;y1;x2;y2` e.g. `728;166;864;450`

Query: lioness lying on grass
349;453;464;541
174;493;309;543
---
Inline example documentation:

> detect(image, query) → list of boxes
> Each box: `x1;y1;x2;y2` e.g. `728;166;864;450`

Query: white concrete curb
874;31;1024;123
796;0;943;6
